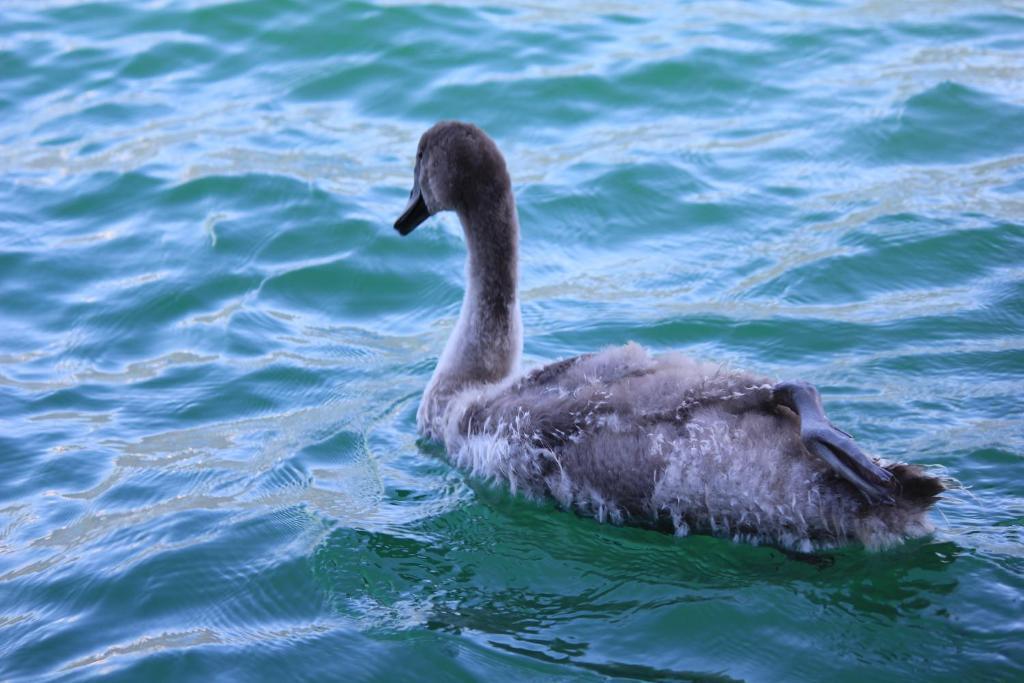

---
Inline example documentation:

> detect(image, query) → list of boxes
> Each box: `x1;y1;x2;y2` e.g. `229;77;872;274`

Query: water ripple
1;0;1023;680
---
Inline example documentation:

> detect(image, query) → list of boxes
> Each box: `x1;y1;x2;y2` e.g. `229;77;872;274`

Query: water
2;0;1023;680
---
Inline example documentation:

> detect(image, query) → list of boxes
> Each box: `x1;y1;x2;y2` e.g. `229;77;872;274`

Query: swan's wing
487;355;901;503
464;345;715;450
519;353;593;389
460;353;612;450
773;381;898;504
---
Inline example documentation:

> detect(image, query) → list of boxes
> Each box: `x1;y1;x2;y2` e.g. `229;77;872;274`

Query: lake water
2;1;1023;680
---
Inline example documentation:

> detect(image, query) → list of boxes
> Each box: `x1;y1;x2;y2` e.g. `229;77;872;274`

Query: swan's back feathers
466;342;776;439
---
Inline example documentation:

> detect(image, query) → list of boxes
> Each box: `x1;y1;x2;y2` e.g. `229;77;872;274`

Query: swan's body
395;121;942;550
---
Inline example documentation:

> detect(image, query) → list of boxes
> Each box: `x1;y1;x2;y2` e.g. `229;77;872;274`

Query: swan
394;120;943;550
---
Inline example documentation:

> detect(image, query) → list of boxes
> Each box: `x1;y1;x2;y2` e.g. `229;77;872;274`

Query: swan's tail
855;462;944;550
885;462;945;509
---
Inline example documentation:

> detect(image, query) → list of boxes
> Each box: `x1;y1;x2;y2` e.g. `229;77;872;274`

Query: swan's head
394;121;510;235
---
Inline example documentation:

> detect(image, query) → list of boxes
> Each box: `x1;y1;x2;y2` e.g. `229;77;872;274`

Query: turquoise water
2;0;1023;679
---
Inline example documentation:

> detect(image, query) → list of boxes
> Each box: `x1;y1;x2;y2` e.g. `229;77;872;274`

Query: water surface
1;1;1023;680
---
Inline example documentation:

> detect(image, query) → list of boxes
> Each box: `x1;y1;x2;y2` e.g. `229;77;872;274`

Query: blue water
1;1;1023;680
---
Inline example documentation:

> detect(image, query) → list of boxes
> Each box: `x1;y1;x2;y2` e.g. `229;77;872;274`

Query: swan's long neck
418;187;522;435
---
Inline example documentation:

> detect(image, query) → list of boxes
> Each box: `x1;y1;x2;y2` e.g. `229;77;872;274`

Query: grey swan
394;121;943;550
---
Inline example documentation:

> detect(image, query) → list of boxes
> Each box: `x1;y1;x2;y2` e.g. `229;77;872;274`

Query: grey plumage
396;121;943;551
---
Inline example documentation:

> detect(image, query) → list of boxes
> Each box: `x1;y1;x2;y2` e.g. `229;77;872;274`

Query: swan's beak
394;183;430;236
